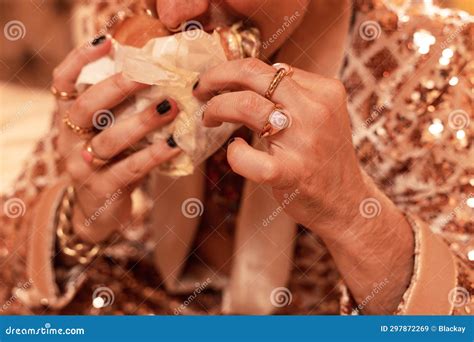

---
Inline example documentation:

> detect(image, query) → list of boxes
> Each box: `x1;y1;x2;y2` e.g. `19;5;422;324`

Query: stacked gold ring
50;85;78;101
82;140;110;167
63;112;94;137
264;63;294;100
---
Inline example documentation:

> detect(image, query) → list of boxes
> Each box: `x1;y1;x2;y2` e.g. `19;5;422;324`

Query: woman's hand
194;58;414;314
52;37;180;244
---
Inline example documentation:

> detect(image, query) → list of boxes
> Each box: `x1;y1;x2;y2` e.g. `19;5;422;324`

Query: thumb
227;137;284;187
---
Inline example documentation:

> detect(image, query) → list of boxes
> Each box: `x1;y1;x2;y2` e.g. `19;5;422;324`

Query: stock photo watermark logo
174;278;212;315
170;20;204;41
448;287;470;308
1;279;33;312
181;197;204;218
261;11;301;50
3;20;26;41
92;286;115;309
356;278;390;312
358;20;382;41
359;197;381;219
173;102;208;140
88;11;124;47
3;198;26;219
92;109;115;131
84;189;122;227
262;189;300;227
5;322;85;336
1;100;34;134
447;109;470;130
270;287;292;308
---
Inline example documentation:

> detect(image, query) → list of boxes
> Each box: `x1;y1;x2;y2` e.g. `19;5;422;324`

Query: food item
76;18;260;176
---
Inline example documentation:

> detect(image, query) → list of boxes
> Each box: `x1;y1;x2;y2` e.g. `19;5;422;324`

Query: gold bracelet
56;186;100;265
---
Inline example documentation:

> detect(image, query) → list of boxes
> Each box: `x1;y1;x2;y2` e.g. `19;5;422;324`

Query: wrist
311;172;415;313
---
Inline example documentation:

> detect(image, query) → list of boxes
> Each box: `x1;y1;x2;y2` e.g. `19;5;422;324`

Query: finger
203;91;274;131
69;73;149;127
52;36;112;93
193;58;304;105
289;67;347;106
227;137;287;187
89;98;178;160
106;140;181;187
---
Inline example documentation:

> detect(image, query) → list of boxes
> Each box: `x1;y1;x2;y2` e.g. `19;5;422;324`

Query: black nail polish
91;35;106;46
192;80;199;90
156;100;171;115
167;135;177;148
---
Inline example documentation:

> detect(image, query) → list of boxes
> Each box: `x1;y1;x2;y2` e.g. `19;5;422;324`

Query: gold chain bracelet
56;186;100;265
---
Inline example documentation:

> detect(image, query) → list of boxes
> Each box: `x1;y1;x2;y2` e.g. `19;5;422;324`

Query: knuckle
125;155;143;178
138;110;153;127
71;96;88;115
147;145;164;164
52;67;62;83
93;134;117;156
206;97;220;118
66;159;88;183
240;91;263;116
242;58;264;75
329;79;347;103
262;161;280;184
313;101;331;119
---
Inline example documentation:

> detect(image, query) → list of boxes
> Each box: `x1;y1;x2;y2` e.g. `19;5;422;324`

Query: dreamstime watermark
84;189;122;227
447;109;470;130
92;286;115;309
358;20;382;41
3;197;26;219
5;323;85;336
181;197;204;219
1;279;33;312
438;193;473;227
262;189;300;227
359;197;381;219
440;22;468;49
88;11;124;46
1;101;34;134
448;287;470;308
173;103;208;140
270;287;292;308
92;109;115;131
356;278;390;311
3;20;26;41
174;278;212;315
181;20;204;40
261;11;301;50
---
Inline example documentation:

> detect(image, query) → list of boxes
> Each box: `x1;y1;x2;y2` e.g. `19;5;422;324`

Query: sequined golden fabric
0;0;472;315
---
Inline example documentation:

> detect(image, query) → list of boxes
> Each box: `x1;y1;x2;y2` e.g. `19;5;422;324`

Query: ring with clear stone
260;104;291;138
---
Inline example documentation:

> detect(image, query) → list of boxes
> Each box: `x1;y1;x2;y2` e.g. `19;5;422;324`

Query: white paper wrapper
76;30;240;177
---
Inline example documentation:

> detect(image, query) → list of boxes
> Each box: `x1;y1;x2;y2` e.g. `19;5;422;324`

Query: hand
52;37;180;243
194;58;414;314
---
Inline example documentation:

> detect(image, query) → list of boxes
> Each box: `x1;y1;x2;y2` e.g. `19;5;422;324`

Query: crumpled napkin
76;30;239;176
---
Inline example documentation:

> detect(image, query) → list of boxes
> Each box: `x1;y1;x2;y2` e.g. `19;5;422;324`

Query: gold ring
50;85;78;101
272;63;293;76
260;104;291;138
264;68;287;100
63;112;94;137
82;140;109;167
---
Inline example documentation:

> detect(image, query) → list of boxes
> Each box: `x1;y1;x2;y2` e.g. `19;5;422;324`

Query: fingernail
166;135;177;148
192;80;199;91
227;137;236;148
91;35;106;46
156;99;171;115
